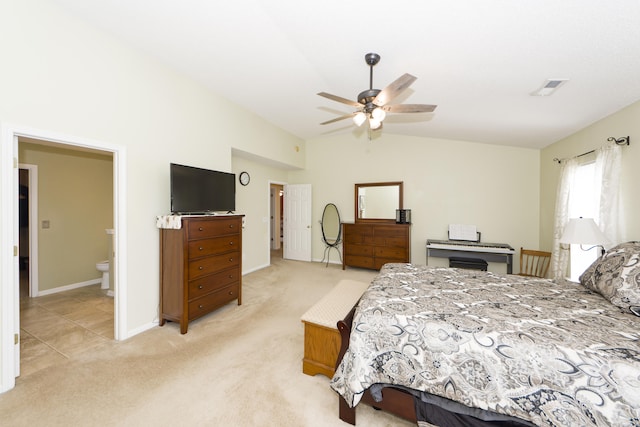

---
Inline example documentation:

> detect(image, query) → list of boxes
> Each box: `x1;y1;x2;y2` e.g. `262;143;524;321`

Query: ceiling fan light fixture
353;111;367;127
371;107;386;122
318;53;437;134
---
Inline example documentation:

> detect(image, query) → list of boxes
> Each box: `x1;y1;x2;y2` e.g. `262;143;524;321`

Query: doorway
0;124;127;393
18;166;35;299
270;183;283;259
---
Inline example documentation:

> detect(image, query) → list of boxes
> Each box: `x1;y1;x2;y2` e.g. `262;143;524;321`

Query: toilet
96;260;109;290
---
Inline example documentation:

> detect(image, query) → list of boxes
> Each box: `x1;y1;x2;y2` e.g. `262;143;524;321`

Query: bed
330;241;640;426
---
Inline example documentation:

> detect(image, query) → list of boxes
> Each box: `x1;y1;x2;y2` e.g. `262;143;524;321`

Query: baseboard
243;263;270;275
36;278;101;296
312;257;342;265
126;321;158;340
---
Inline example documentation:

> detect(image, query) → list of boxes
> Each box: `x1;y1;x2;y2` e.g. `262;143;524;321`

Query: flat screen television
170;163;236;214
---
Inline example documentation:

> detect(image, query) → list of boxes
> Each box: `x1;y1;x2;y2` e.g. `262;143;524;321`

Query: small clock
239;171;250;186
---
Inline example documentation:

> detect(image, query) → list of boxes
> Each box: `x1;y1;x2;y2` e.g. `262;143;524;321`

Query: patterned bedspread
330;264;640;426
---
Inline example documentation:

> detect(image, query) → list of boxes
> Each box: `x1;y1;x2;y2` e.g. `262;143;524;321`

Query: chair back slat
519;247;552;278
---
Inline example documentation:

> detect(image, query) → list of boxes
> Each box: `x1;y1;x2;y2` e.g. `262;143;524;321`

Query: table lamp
560;217;609;256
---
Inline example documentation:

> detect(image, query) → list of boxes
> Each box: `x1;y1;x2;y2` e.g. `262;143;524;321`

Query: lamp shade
353;112;366;127
371;107;386;121
560;217;610;245
369;117;382;130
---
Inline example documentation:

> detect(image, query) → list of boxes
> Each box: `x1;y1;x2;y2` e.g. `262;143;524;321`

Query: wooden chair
519;247;552;278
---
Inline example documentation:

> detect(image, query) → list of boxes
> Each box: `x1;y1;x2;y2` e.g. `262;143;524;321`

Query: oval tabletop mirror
321;203;342;266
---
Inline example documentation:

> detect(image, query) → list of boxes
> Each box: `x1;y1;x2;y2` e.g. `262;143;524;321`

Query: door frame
269;183;283;251
268;180;286;264
0;123;128;393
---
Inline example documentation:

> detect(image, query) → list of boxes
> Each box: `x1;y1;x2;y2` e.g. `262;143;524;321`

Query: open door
12;135;20;379
283;184;312;262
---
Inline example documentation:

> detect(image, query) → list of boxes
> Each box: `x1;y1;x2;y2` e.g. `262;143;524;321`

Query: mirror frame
321;203;341;247
354;181;403;223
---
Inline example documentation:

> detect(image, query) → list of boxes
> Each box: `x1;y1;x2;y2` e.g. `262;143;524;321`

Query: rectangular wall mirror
355;181;403;223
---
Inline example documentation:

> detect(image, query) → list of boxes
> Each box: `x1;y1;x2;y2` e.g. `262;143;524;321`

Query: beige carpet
0;257;414;427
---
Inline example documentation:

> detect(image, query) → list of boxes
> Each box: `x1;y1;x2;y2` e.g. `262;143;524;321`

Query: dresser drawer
375;246;407;259
344;244;373;257
373;227;408;247
342;224;373;244
188;267;239;299
188;251;240;280
344;254;375;269
188;235;240;259
187;218;241;240
188;283;239;321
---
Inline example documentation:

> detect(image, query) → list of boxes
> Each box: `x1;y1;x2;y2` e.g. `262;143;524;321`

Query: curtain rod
553;136;630;164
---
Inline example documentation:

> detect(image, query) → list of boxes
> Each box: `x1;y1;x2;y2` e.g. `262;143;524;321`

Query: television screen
170;163;236;214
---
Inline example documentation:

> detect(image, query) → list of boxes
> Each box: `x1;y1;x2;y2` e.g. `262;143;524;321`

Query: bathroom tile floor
19;284;114;377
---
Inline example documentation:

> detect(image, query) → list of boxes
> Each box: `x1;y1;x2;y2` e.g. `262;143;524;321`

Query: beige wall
540;100;640;250
291;133;541;273
0;0;304;335
18;141;113;291
232;152;291;273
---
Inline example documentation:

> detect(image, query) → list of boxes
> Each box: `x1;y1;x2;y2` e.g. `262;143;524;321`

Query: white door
283;184;312;261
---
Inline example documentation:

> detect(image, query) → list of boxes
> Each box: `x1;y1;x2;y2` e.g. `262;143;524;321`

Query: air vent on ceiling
531;79;568;96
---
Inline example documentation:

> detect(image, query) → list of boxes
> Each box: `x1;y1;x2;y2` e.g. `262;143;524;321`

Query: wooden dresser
342;222;411;270
159;215;243;334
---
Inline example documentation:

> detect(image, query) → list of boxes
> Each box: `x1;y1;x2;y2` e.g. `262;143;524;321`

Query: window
567;161;598;281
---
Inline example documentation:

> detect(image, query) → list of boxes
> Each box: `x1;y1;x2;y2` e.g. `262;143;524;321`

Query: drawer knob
229;291;233;295
198;246;203;251
199;304;204;309
199;266;204;270
198;227;203;231
229;224;234;228
229;275;233;279
229;258;233;262
198;285;203;289
229;241;234;245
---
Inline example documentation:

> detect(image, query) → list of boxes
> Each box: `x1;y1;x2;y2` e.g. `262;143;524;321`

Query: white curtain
594;141;623;246
551;158;578;281
550;140;622;281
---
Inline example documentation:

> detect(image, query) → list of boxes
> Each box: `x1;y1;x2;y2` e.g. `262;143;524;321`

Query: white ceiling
51;0;640;149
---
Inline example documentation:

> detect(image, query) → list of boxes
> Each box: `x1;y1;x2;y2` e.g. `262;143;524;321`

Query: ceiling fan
318;53;437;132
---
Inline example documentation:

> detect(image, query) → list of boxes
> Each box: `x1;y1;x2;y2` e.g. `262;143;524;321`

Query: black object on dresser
159;215;243;334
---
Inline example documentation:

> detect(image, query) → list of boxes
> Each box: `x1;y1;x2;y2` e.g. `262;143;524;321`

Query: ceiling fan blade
317;92;361;107
373;73;417;106
320;113;355;125
381;104;437;113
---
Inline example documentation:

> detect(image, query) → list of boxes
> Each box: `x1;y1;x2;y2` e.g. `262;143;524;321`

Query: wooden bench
301;279;369;378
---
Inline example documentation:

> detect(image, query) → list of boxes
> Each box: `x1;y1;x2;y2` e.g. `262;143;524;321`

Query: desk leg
507;254;513;274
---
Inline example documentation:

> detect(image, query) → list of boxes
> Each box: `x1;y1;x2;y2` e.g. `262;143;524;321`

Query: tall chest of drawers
342;222;411;270
159;215;243;334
